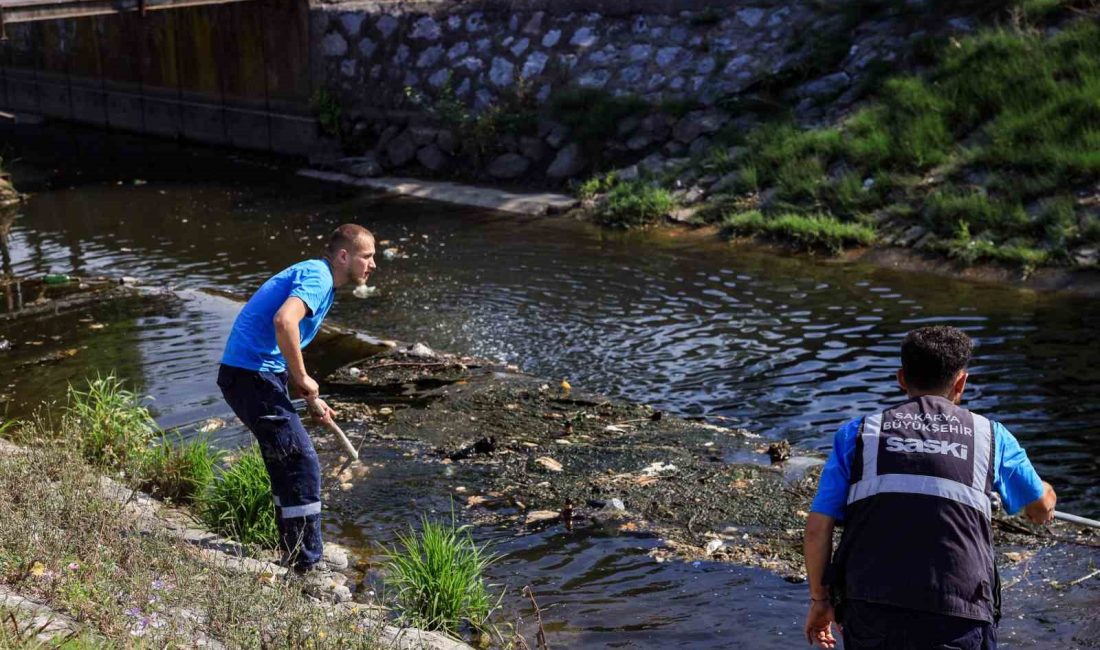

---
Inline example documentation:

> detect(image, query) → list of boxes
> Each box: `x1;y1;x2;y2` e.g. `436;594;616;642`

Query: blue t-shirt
221;259;335;373
810;414;1045;520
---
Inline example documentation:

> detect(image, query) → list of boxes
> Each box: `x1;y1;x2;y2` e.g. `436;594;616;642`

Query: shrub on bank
140;433;223;504
65;373;157;475
385;513;501;637
198;446;279;549
595;182;676;227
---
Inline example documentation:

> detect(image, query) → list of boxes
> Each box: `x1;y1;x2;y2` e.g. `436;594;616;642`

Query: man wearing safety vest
803;325;1056;649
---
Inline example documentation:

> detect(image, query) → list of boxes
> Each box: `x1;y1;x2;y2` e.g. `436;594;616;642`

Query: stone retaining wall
310;0;970;186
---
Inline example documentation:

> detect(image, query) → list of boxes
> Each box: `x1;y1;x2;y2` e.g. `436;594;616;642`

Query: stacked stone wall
308;0;974;185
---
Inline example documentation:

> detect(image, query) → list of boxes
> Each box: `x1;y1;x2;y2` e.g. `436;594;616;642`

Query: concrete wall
0;0;318;154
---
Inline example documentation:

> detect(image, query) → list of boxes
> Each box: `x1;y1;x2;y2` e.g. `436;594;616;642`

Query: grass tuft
723;211;876;254
198;446;278;549
384;513;501;636
594;182;676;227
65;374;156;475
140;434;223;504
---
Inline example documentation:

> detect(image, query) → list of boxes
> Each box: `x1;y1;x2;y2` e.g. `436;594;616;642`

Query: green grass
719;15;1099;265
0;447;383;647
723;211;876;254
384;513;501;636
577;171;619;200
594;182;676;227
140;434;223;505
922;188;1030;238
64;374;156;476
198;446;278;549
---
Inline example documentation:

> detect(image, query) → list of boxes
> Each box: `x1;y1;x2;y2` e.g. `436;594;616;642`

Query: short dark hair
901;326;973;392
325;224;374;257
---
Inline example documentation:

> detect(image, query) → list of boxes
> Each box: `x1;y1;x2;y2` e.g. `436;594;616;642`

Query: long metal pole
1054;511;1100;529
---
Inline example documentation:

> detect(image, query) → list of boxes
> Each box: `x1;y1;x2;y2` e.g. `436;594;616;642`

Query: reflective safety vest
832;395;998;623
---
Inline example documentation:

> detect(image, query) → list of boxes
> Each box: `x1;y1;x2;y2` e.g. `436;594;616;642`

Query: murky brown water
1;124;1097;647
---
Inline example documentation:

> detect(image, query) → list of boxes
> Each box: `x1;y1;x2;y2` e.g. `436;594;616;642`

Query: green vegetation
0;447;381;647
594;182;676;228
384;513;501;636
199;446;279;549
65;373;156;476
701;15;1099;265
311;88;343;138
723;211;876;254
577;171;618;200
407;81;538;165
10;374;277;550
140;433;223;504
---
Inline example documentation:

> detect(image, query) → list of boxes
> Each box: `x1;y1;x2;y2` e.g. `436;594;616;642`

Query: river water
1;125;1097;647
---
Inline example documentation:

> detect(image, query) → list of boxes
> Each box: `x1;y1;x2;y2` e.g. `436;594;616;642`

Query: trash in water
535;457;563;472
43;274;72;285
640;461;678;476
198;418;225;434
353;284;377;299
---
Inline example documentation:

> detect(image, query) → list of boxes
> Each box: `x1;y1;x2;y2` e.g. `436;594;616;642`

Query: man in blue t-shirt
217;223;376;573
803;326;1056;650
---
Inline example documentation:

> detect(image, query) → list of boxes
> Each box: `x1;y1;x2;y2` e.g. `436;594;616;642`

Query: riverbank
295;169;1100;297
0;438;470;649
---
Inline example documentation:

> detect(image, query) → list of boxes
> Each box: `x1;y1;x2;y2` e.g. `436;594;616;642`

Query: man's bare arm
1023;481;1056;525
273;297;317;399
804;513;838;648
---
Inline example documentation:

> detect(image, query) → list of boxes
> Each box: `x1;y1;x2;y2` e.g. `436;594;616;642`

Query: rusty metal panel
219;2;266;106
67;16;106;126
35;20;70;118
5;23;42;112
175;5;225;144
139;10;181;138
174;6;221;98
263;0;311;116
100;11;145;130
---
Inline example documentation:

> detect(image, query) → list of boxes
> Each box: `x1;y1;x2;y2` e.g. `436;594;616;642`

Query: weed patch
385;513;500;636
723;211;876;254
594;182;676;228
0;447;382;647
140;434;222;504
65;374;156;476
198;446;278;549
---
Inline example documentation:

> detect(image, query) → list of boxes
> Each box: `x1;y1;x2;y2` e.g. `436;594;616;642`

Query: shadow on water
0;124;1097;647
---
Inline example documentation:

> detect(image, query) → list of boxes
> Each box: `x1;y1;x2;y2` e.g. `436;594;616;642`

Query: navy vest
832;395;997;623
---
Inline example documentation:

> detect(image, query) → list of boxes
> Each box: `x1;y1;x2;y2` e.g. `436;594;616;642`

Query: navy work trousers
841;600;997;650
217;364;323;570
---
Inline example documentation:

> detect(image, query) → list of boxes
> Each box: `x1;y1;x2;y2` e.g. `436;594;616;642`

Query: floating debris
767;440;792;463
640;461;678;476
198;418;225;434
526;510;560;525
535;457;563;472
